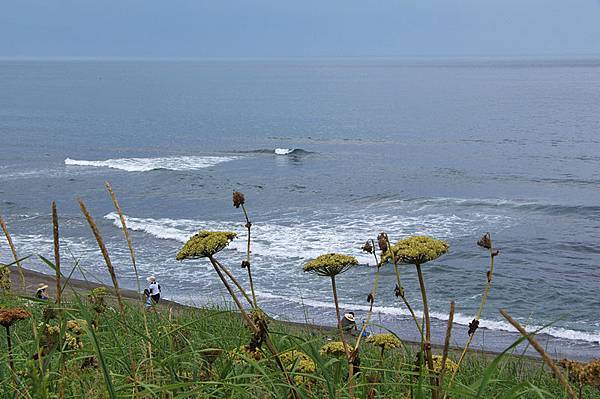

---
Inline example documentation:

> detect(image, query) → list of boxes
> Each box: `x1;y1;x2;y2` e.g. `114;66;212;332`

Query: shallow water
1;58;599;360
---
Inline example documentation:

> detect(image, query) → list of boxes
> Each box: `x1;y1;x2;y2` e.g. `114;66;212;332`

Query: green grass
1;292;597;398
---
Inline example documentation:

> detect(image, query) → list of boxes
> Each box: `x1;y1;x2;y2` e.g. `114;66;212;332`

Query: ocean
1;58;599;360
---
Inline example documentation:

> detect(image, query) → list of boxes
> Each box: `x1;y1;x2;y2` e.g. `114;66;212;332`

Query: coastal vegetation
0;186;599;398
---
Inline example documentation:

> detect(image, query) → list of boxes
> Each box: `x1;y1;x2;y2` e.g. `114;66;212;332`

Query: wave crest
65;155;238;172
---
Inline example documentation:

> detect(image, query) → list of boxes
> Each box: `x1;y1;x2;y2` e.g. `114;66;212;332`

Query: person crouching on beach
145;275;161;307
35;283;49;300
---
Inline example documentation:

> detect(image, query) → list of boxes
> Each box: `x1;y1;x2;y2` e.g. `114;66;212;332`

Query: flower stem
208;256;299;399
5;325;14;371
448;243;496;390
416;262;438;399
212;257;254;307
331;275;354;397
241;204;257;307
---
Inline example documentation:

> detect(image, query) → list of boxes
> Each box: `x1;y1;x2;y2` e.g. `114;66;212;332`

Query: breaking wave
256;291;600;344
65;155;239;172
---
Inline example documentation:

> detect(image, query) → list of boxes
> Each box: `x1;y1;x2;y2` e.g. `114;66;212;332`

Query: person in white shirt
145;275;161;307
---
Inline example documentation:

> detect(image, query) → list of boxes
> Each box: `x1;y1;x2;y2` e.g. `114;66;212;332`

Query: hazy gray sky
2;0;600;58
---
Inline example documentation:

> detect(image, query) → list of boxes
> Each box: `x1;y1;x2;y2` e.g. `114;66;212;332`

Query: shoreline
7;265;547;363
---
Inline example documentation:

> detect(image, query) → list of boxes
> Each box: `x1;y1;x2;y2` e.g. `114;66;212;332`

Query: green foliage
382;235;449;265
0;294;598;398
303;253;358;277
176;230;237;260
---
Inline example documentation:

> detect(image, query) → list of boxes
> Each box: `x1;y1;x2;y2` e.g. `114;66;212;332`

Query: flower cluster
431;355;458;375
381;236;449;265
303;253;358;277
319;341;346;357
88;287;108;314
67;319;88;335
0;308;31;327
228;345;264;364
279;350;315;373
559;358;600;388
0;267;10;291
176;231;237;260
366;333;402;351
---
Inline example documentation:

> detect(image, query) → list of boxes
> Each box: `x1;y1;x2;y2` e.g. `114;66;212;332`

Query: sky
1;0;600;58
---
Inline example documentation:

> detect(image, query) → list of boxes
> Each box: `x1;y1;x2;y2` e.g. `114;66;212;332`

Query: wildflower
320;341;346;357
366;333;402;351
0;308;31;327
0;267;10;291
431;355;458;375
88;287;108;314
232;191;245;208
228;345;264;364
381;236;449;265
67;319;88;335
377;232;388;253
65;332;83;350
279;350;316;373
362;240;373;254
303;253;358;277
176;231;237;260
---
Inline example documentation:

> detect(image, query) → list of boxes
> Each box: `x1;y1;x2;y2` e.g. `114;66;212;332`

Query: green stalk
447;242;496;390
330;275;354;397
385;236;423;336
207;255;299;399
240;204;257;307
416;262;438;399
354;240;381;350
212;258;254;307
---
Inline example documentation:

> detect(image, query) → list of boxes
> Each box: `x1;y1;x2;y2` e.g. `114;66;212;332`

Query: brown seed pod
362;240;373;254
232;191;245;208
468;319;479;336
377;232;388;253
477;233;492;249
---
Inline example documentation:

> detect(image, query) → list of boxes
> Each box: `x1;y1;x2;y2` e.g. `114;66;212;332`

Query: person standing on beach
341;311;358;336
145;275;161;306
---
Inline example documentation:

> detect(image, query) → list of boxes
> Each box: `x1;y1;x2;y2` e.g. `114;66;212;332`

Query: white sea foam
65;155;239;172
274;148;294;155
104;209;507;264
255;291;600;344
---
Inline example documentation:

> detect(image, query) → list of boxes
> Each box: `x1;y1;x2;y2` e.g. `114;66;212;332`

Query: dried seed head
394;284;404;298
468;319;480;336
367;293;374;304
377;232;388;253
477;233;492;249
0;308;31;327
232;191;245;208
362;240;373;254
241;260;250;269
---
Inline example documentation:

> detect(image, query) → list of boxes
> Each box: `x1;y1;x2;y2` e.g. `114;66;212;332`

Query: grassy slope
1;275;598;399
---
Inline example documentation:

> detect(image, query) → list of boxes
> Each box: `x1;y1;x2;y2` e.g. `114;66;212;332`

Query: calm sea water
1;59;599;360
